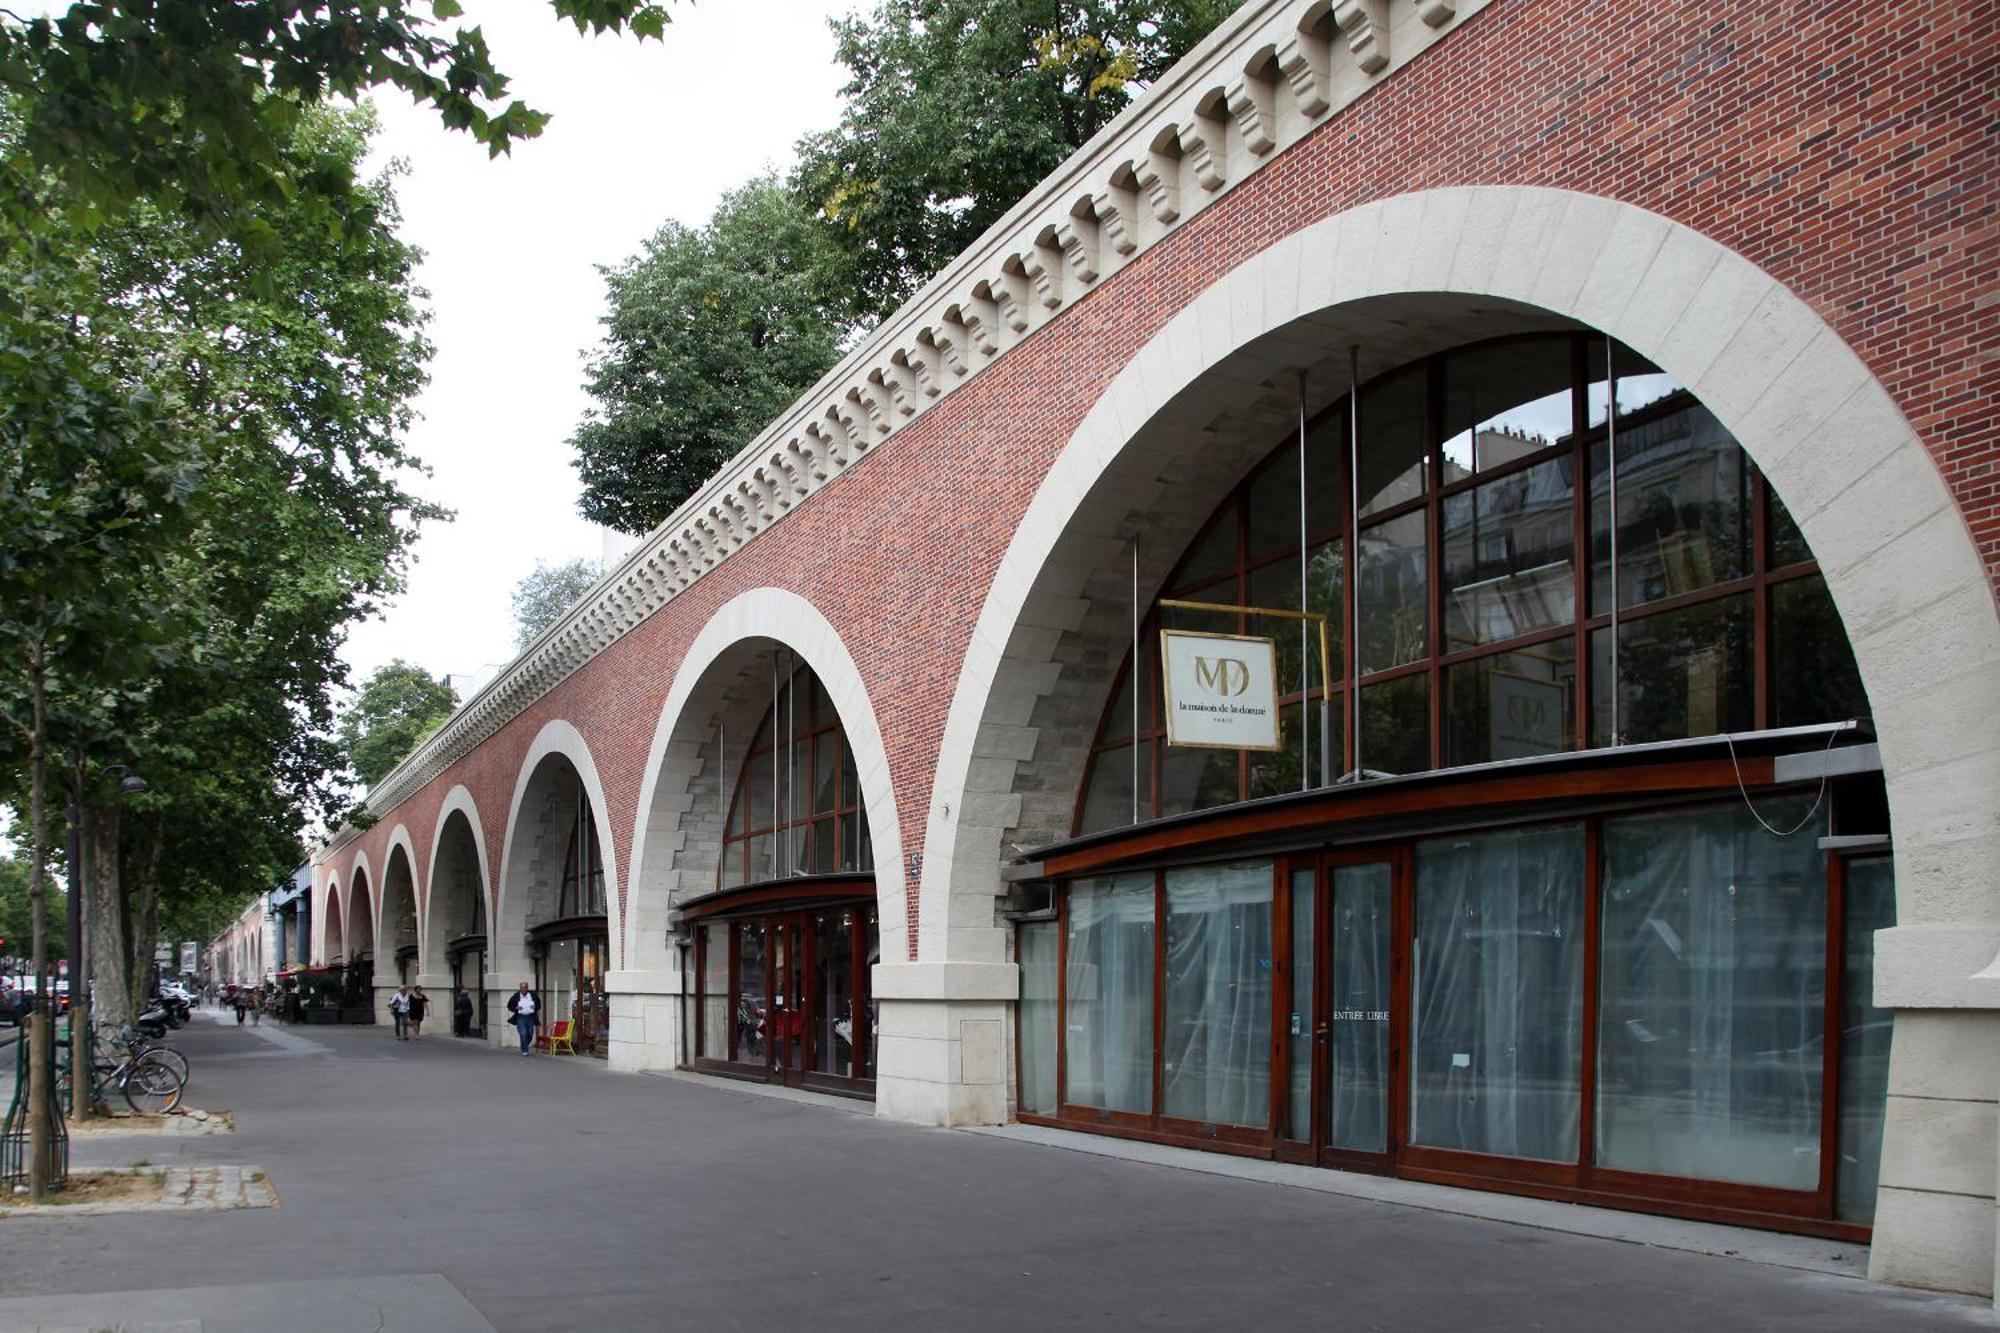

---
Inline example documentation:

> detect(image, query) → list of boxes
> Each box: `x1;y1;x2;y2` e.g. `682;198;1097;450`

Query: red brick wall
319;0;1998;963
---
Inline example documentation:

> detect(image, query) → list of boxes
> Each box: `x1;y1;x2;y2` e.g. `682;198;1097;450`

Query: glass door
576;937;609;1057
1277;850;1401;1167
770;915;808;1086
1321;856;1397;1166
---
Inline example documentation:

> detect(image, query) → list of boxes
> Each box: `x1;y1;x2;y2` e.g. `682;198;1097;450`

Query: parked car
0;979;63;1020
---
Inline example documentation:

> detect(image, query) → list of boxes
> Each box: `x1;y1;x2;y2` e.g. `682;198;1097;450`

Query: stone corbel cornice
322;0;1490;857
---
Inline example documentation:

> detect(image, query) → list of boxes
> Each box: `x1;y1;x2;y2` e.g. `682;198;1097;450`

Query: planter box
302;1007;339;1025
339;1007;375;1025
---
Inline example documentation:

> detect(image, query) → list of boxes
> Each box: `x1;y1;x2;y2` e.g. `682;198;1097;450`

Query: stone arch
320;873;344;964
344;851;374;967
921;182;2000;1281
611;588;904;1076
493;719;621;992
625;588;905;976
377;826;420;983
421;785;491;983
925;183;2000;976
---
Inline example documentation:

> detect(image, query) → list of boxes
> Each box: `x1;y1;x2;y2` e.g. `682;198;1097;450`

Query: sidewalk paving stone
0;1008;1990;1332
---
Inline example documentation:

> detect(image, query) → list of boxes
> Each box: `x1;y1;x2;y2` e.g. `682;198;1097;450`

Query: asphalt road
0;1011;1990;1332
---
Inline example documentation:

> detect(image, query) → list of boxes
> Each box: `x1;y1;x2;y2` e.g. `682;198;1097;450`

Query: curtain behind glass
1164;863;1274;1128
1019;922;1059;1115
1066;875;1156;1114
1329;863;1393;1153
700;924;728;1058
1596;799;1827;1190
1411;826;1585;1161
1838;856;1895;1223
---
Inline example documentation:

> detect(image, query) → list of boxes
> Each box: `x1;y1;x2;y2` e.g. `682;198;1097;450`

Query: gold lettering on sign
1193;656;1251;698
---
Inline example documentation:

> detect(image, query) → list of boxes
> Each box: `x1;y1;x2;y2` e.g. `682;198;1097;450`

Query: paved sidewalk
0;1273;493;1332
0;1010;1991;1332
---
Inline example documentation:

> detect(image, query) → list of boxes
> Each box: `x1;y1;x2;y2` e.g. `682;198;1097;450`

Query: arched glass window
1076;331;1870;834
721;663;874;887
559;798;605;917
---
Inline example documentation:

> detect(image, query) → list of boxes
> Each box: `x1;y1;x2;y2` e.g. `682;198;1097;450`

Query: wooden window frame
1021;783;1881;1243
1073;332;1848;835
720;664;870;886
688;896;877;1102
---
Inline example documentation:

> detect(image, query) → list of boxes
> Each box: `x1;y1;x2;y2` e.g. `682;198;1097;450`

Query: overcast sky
342;0;852;697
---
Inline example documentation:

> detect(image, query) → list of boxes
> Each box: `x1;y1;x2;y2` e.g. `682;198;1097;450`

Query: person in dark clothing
407;985;429;1041
505;981;539;1056
453;987;473;1038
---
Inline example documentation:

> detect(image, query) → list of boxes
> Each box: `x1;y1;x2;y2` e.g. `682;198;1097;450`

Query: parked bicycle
55;1024;187;1115
118;1025;189;1084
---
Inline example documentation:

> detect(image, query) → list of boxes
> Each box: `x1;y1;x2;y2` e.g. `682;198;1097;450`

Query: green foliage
0;103;439;1013
793;0;1237;322
339;660;460;790
513;558;602;647
571;2;1235;534
573;176;855;535
0;856;65;959
0;1;670;254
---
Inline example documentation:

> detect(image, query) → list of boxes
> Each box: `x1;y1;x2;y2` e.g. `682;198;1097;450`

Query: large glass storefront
1022;330;1891;1237
690;900;880;1096
531;799;610;1056
684;661;882;1097
1022;797;1894;1233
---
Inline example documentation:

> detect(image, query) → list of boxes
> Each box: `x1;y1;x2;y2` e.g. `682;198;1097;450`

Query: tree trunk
25;643;51;1200
126;822;165;1018
70;774;93;1121
84;802;130;1036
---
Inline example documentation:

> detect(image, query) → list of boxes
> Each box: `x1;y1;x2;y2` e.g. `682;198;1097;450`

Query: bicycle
55;1026;187;1115
117;1026;189;1084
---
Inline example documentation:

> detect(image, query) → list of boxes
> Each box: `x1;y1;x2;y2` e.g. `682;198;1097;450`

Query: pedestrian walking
453;987;473;1038
408;985;428;1041
506;981;539;1056
251;989;263;1026
232;990;248;1025
389;985;410;1040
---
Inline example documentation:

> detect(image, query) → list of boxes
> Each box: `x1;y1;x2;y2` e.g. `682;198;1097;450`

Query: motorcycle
150;993;190;1027
133;1003;171;1039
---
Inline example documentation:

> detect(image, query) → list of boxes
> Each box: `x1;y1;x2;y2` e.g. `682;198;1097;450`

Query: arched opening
686;656;882;1097
347;870;374;963
380;841;419;987
625;601;898;1091
346;867;376;1017
425;797;491;1040
321;881;345;964
995;315;1897;1239
497;744;614;1056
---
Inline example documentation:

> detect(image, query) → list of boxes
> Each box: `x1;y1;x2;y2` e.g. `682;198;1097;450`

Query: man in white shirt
506;981;539;1056
389;985;410;1041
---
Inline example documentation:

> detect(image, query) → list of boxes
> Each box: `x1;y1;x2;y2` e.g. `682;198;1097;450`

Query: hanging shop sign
1160;628;1282;751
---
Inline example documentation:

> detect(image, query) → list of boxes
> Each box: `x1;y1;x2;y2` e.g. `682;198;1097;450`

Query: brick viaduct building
304;0;1998;1298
